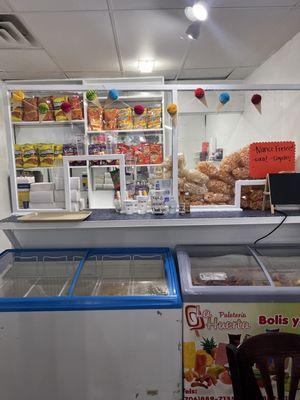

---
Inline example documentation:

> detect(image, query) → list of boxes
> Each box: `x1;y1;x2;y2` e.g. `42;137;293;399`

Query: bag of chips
147;104;162;129
133;108;147;129
37;144;55;167
69;95;83;120
53;96;68;121
118;107;133;130
104;108;118;130
11;101;23;122
88;105;103;131
54;144;63;161
23;144;38;168
14;144;23;168
149;143;163;164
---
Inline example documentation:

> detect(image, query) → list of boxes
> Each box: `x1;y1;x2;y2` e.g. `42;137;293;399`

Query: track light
185;2;208;22
186;22;200;40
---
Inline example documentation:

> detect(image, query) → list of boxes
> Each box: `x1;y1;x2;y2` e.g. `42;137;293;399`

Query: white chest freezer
0;247;182;400
176;244;300;400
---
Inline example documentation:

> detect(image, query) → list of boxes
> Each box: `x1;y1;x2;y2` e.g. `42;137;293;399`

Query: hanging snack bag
23;144;39;168
23;97;39;121
88;143;106;165
147;104;162;129
54;144;63;162
14;144;23;168
118;107;133;130
11;100;23;122
133;107;147;129
53;96;68;121
149;143;163;164
88;105;103;131
38;97;54;121
63;144;78;156
104;108;118;130
134;143;150;165
69;95;83;120
37;144;55;167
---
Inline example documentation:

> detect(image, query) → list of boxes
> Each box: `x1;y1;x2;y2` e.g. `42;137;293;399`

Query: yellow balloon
167;103;177;116
12;90;25;102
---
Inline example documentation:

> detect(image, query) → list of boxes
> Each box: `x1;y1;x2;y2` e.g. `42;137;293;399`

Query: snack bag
37;144;55;167
207;179;232;195
88;105;103;131
118;107;133;130
183;181;207;195
63;144;78;156
220;152;241;173
38;97;54;121
204;192;232;204
133;108;147;129
232;166;250;180
197;161;218;178
134;143;150;165
23;144;38;168
149;143;163;164
23;97;39;121
69;95;83;120
88;143;106;165
53;96;68;121
54;144;63;161
185;169;209;185
11;101;23;122
147;104;162;129
14;144;23;168
104;108;118;130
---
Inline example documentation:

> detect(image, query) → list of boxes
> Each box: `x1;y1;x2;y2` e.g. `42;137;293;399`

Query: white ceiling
0;0;299;80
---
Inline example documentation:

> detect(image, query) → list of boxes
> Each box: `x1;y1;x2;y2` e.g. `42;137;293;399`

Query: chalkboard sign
268;173;300;206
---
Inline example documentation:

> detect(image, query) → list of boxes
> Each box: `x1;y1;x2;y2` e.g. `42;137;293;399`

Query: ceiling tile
211;0;297;6
114;9;187;73
185;7;300;68
1;70;66;79
7;0;107;11
0;49;61;71
66;71;122;78
111;0;187;10
179;67;234;80
0;0;12;12
227;66;257;79
19;11;119;71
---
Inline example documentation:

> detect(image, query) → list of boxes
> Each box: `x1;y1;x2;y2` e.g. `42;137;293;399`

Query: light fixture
138;59;155;73
185;2;208;22
186;22;200;40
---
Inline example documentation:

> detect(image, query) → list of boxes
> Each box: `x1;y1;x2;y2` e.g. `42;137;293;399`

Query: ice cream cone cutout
12;90;25;102
86;90;101;107
194;87;208;107
167;103;177;126
38;102;49;122
217;92;230;112
251;94;262;114
61;101;72;122
104;88;119;108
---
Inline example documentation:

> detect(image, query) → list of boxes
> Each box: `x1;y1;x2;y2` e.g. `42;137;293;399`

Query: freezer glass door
0;250;84;298
253;247;300;287
188;246;269;287
73;253;169;296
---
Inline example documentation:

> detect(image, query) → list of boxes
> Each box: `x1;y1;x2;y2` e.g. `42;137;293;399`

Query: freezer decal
183;303;300;400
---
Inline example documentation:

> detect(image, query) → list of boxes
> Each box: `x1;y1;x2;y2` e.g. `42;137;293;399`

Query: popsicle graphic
183;341;196;370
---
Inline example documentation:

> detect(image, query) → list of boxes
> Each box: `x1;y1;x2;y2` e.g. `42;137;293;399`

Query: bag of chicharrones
207;179;233;195
197;161;218;178
204;192;232;204
185;169;209;185
239;145;250;167
220;151;241;173
231;166;250;180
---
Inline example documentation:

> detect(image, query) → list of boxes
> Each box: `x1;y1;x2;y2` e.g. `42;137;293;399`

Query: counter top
1;209;300;230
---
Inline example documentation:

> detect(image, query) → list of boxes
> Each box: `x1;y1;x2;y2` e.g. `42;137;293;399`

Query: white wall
0;83;11;251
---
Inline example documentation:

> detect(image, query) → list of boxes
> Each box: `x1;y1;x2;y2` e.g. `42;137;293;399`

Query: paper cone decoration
104;88;119;108
38;102;49;122
251;94;262;114
194;87;208;107
86;89;100;107
12;90;25;102
167;103;177;125
217;92;230;112
61;101;72;121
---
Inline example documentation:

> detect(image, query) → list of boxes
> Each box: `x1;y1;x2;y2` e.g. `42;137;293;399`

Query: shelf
13;120;85;126
90;163;163;169
16;165;84;171
87;128;163;134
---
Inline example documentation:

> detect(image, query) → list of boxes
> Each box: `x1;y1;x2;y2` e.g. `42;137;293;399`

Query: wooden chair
226;332;300;400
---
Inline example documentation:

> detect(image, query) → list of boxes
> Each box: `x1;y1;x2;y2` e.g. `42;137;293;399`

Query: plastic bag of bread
23;97;39;121
239;145;250;167
185;169;209;185
183;181;207;195
204;192;231;204
207;179;232;195
232;166;249;180
220;152;241;173
217;170;236;186
197;161;218;178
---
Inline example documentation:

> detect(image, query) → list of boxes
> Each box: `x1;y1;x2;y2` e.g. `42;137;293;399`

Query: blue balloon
219;92;230;105
108;89;119;101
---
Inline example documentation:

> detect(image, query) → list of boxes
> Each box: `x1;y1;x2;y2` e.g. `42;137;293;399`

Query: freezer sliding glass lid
73;253;169;296
0;250;85;298
178;245;270;287
253;247;300;287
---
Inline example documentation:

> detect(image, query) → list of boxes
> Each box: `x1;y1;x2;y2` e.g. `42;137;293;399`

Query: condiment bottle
179;192;186;215
185;191;191;213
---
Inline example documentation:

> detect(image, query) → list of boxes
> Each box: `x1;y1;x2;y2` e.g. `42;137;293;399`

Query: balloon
134;105;145;115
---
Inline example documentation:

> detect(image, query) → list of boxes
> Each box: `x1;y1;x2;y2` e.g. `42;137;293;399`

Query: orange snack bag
149;144;163;164
104;108;118;130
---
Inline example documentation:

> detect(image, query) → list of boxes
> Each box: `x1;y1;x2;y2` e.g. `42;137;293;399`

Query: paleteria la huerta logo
185;305;251;332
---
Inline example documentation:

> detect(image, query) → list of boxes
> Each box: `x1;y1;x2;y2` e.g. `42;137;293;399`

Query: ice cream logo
185;305;209;331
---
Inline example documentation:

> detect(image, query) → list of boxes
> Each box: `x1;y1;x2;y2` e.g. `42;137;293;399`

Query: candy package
54;144;63;161
23;97;38;121
53;96;68;121
88;143;106;165
11;101;23;122
88;105;103;131
63;144;78;157
118;107;133;130
133;108;147;129
23;144;38;168
37;144;55;167
134;143;150;165
104;108;118;130
149;143;163;164
38;97;54;121
147;104;162;129
14;144;23;168
69;95;83;120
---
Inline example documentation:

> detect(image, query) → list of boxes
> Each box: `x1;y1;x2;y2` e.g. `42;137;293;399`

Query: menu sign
249;141;295;178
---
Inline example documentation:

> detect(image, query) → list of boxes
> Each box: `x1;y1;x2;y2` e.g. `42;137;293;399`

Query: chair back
226;332;300;400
